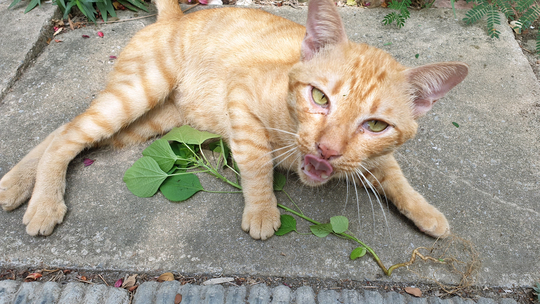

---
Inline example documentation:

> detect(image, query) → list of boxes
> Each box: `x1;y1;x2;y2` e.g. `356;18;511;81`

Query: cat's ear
406;62;468;118
301;0;348;61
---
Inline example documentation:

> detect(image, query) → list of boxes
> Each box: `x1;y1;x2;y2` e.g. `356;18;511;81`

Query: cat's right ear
301;0;348;61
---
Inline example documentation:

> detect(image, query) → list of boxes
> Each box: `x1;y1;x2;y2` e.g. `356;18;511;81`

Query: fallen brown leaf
404;287;422;297
157;272;175;282
25;273;42;281
122;274;137;288
174;294;182;304
128;285;138;292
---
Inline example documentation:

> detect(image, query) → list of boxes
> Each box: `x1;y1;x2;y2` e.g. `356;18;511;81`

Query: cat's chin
300;154;334;186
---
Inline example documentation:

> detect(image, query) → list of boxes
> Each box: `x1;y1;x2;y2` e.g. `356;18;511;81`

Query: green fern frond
463;3;488;24
517;5;540;29
516;0;535;13
383;0;411;28
486;4;501;38
494;0;515;19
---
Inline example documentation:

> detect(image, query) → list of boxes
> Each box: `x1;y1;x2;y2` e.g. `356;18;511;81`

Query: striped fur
0;0;467;239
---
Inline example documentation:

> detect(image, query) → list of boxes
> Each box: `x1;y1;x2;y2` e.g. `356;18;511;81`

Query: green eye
312;88;328;106
366;120;389;132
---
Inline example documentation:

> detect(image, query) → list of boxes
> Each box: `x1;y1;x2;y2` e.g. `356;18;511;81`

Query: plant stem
203;190;243;194
276;202;393;276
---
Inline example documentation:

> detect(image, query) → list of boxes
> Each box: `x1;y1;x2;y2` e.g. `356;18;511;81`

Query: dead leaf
114;278;123;287
25;273;42;281
82;35;90;39
128;285;138;292
55;39;63;43
68;16;75;30
83;158;94;167
157;272;175;282
53;28;63;36
174;294;182;304
405;287;422;297
202;277;234;285
121;274;137;288
46;38;52;45
79;276;87;281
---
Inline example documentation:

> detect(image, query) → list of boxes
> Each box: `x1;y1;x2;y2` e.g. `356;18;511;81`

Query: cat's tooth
305;163;312;172
321;174;329;179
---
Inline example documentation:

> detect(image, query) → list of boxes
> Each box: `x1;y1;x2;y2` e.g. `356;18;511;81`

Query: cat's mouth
301;154;334;183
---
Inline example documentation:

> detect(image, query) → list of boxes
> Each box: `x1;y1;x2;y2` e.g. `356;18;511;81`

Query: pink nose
318;143;341;160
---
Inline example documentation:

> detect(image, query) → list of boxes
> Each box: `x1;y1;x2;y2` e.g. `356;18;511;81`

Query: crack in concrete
0;7;61;104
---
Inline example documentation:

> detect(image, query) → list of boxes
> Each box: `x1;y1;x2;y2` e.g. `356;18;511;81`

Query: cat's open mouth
302;154;334;182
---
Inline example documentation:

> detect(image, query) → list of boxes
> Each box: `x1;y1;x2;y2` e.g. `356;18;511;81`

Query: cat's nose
317;143;341;160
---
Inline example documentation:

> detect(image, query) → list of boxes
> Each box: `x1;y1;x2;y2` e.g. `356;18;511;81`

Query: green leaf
275;214;297;236
8;0;23;9
346;0;356;5
310;223;333;238
415;53;419;59
273;171;287;191
350;246;367;260
452;122;459;128
124;0;148;11
330;216;349;233
159;173;204;202
142;139;178;172
24;0;41;13
162;125;221;145
123;156;168;197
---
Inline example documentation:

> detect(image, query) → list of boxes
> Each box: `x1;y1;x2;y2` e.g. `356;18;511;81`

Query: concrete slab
0;0;59;100
0;3;538;289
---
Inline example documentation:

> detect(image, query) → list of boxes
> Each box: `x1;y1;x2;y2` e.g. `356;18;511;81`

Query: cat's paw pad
241;205;281;240
22;198;67;236
416;210;450;238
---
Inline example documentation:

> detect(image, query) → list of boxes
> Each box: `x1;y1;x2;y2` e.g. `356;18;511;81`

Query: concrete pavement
0;0;538;302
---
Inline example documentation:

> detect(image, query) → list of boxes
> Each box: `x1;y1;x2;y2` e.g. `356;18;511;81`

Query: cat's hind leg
20;56;177;236
0;128;61;211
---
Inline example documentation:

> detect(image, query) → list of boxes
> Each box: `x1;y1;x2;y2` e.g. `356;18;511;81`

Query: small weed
9;0;148;23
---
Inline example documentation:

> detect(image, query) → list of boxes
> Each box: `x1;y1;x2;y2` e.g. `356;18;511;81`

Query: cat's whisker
359;164;390;213
265;127;299;138
355;168;391;239
342;172;350;214
272;147;298;169
350;172;361;228
354;171;376;234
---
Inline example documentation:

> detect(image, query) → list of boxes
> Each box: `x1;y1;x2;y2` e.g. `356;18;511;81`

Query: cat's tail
156;0;184;22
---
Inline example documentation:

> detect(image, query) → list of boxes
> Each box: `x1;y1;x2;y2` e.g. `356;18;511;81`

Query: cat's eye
311;88;328;106
365;120;389;133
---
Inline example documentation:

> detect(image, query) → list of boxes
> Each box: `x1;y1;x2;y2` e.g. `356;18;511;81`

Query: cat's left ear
406;62;468;119
301;0;348;61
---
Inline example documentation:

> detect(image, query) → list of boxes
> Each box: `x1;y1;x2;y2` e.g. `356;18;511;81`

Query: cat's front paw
241;205;281;240
413;206;450;238
22;196;67;236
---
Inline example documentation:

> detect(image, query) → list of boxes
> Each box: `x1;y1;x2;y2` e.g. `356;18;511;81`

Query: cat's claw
241;205;281;240
22;197;67;236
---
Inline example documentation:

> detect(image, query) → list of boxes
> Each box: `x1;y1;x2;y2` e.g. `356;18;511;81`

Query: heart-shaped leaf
310;223;333;238
273;171;287;191
123;157;168;197
162;125;220;145
160;173;204;202
142;139;178;172
330;216;349;233
350;246;367;260
275;214;296;236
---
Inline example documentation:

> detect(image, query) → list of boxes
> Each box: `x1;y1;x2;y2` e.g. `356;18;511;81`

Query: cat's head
287;0;468;186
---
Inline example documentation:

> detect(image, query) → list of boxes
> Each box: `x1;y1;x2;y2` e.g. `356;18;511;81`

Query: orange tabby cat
0;0;467;239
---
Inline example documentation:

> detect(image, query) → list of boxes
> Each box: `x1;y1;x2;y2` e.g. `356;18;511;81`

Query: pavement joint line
0;6;61;104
